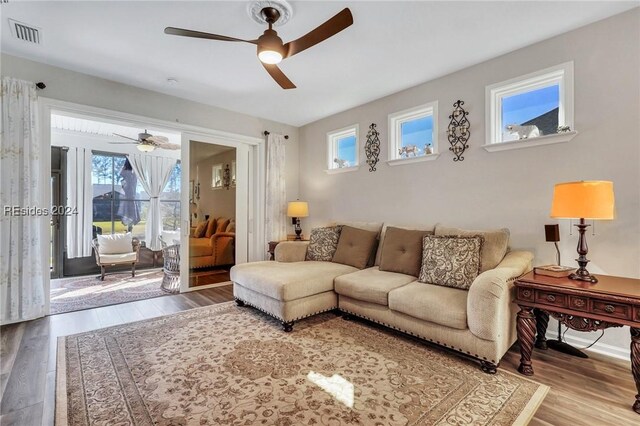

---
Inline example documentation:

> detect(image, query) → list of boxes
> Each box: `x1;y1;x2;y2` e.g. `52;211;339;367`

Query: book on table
533;265;576;278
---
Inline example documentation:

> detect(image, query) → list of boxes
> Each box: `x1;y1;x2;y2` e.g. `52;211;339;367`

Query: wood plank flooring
1;284;637;425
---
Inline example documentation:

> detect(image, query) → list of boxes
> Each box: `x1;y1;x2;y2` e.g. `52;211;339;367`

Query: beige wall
298;9;639;355
1;54;300;203
191;147;237;221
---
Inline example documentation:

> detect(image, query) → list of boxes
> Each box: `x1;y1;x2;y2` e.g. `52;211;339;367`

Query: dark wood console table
515;271;640;414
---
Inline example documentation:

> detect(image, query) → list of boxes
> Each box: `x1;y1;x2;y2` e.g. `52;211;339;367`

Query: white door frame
179;133;264;293
39;97;265;311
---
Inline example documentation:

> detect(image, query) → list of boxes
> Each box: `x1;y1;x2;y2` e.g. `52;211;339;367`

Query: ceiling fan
109;131;180;153
164;5;353;89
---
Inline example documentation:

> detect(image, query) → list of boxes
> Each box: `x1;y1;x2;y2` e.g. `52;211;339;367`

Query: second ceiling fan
164;6;353;89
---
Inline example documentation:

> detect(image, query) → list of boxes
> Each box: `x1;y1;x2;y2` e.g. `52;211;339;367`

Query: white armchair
92;233;140;280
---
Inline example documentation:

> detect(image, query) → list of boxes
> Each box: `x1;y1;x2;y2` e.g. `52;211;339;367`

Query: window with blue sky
502;84;559;140
336;135;356;166
400;115;433;152
327;125;358;170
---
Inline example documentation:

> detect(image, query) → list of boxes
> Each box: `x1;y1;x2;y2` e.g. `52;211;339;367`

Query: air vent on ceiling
9;19;41;44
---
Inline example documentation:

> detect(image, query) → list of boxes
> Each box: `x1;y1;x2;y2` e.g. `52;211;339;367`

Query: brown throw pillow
435;226;510;272
216;217;231;234
418;235;483;290
306;226;343;261
194;220;208;238
205;218;218;238
332;226;379;269
379;227;432;277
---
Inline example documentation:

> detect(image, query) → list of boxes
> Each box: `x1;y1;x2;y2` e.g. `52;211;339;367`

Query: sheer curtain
127;154;176;251
265;133;287;253
0;77;45;324
66;147;93;258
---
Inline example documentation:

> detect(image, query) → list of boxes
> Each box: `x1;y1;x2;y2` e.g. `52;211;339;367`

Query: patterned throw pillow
305;226;343;261
418;235;483;290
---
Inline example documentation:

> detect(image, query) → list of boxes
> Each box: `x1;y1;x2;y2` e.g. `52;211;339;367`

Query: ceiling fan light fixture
258;49;283;64
137;143;156;153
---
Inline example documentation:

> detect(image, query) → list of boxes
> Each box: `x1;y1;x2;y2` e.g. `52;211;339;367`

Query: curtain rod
263;130;289;139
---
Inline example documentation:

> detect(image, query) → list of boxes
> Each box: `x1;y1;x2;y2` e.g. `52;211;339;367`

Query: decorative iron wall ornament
447;100;470;162
223;164;232;190
364;123;381;172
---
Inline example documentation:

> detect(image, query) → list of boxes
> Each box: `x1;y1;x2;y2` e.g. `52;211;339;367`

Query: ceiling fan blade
164;27;257;44
154;142;181;150
113;133;140;142
148;135;169;144
261;63;296;90
284;8;353;58
108;141;139;145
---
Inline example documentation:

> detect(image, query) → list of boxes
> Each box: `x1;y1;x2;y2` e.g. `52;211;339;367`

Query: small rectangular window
388;101;438;164
486;62;574;146
327;125;359;172
211;163;223;188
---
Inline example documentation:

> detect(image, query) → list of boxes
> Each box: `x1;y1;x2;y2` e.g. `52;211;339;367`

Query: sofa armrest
275;241;309;262
467;250;533;341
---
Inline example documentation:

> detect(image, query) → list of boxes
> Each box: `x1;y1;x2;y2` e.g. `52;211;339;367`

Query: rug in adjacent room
57;302;548;425
50;270;168;314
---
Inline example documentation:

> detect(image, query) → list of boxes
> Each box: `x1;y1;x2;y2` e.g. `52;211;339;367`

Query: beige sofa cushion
332;226;378;269
334;266;416;306
379;227;431;277
418;235;483;290
332;221;384;266
374;223;435;266
230;261;357;302
388;281;468;330
435;225;510;273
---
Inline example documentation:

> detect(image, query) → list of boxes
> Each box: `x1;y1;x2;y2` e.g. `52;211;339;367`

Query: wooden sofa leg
132;263;136;277
342;312;353;321
100;266;105;281
235;298;245;307
282;321;294;332
480;361;498;374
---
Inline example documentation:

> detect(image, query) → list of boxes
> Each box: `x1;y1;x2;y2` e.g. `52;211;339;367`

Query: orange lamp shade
550;181;615;219
287;201;309;218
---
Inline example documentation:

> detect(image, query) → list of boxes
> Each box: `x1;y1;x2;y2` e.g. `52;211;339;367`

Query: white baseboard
546;330;630;361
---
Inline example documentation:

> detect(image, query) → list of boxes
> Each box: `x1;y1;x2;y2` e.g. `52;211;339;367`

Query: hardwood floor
1;285;637;425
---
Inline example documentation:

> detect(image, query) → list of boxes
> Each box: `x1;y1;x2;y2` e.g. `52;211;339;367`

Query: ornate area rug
50;270;167;314
56;303;548;425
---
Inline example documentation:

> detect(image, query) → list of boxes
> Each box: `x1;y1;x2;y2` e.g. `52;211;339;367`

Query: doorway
187;142;237;287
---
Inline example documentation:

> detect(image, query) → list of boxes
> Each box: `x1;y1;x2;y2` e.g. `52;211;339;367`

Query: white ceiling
2;1;637;127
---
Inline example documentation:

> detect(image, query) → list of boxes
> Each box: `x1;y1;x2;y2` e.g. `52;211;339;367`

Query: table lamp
550;181;615;283
287;201;309;240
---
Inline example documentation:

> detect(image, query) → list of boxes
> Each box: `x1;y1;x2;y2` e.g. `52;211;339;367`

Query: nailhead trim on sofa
339;308;498;365
234;297;338;323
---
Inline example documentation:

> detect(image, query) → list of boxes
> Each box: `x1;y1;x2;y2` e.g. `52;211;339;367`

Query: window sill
325;165;359;175
482;131;578;152
387;153;440;166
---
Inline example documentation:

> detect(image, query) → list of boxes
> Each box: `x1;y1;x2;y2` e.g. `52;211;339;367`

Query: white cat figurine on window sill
505;124;540;140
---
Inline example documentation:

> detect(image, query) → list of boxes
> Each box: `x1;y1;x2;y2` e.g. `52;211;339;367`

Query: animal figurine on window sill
333;158;350;168
505;124;540;140
398;145;419;158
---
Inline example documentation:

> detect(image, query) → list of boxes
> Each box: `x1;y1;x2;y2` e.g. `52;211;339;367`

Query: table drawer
517;287;534;302
535;290;567;308
593;300;631;320
569;296;589;312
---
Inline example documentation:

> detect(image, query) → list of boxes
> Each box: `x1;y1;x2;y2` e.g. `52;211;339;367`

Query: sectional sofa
230;222;533;372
